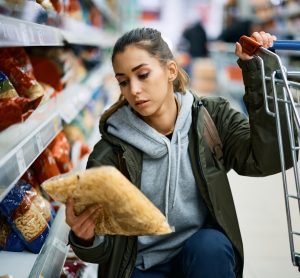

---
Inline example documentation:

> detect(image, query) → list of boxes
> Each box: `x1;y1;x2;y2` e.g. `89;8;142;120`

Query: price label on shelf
36;132;43;153
16;149;26;174
52;237;67;254
53;117;59;133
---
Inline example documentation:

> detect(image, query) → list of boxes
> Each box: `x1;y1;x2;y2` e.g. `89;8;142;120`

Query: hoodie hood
106;91;194;158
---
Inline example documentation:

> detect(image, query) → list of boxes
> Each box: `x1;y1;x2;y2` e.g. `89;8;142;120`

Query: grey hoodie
107;91;208;270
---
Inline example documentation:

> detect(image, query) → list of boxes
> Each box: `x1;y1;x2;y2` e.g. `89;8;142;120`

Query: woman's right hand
66;197;102;241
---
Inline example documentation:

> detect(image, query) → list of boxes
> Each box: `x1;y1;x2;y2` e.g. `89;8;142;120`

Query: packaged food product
49;0;64;13
0;180;51;253
48;131;73;173
42;166;173;236
0;48;44;99
32;148;61;184
30;57;64;92
0;72;19;99
22;168;40;190
0;213;25;252
63;125;90;161
36;0;55;11
0;95;43;132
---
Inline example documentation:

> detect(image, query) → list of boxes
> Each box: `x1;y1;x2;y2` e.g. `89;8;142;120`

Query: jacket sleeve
207;57;294;176
68;139;118;264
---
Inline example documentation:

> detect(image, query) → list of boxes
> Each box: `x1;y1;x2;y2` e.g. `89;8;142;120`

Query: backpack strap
202;106;224;164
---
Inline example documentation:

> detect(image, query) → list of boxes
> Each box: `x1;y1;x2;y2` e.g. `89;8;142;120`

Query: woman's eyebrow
115;63;148;77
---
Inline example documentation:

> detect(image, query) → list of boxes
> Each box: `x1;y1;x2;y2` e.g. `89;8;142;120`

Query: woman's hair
112;27;189;93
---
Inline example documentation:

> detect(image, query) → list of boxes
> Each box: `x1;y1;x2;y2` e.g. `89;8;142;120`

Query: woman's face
112;45;177;117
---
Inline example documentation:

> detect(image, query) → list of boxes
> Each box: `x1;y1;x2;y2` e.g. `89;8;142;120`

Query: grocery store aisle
228;170;299;278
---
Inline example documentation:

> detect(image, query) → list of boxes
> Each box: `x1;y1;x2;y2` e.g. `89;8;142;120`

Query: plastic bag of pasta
0;213;25;252
42;166;173;236
0;180;51;253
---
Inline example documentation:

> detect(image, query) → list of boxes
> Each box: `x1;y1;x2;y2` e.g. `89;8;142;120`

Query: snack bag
48;131;73;173
21;169;41;192
32;148;61;184
0;95;43;132
0;180;51;253
0;48;44;99
0;213;25;252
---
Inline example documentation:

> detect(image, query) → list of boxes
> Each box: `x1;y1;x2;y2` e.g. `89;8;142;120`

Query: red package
0;48;44;99
49;131;73;173
22;169;40;190
32;148;61;184
49;0;64;13
30;58;64;92
0;96;42;131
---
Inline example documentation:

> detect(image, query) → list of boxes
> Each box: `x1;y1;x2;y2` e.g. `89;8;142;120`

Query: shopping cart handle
239;35;262;56
271;40;300;51
239;35;300;55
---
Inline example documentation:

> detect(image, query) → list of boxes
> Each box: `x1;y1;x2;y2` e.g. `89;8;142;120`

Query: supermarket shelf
29;205;70;277
0;113;62;202
0;14;117;47
58;65;106;123
0;206;70;278
60;16;118;47
0;14;63;47
0;65;107;202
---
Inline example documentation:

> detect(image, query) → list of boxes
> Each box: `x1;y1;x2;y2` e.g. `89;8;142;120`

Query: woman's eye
118;80;128;87
139;72;149;80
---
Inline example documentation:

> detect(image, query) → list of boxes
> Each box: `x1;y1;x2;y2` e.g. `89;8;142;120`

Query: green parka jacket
70;58;292;278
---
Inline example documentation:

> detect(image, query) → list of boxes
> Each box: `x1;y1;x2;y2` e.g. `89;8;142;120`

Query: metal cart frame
240;36;300;270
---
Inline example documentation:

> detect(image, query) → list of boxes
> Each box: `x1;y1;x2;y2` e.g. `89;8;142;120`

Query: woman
66;28;282;278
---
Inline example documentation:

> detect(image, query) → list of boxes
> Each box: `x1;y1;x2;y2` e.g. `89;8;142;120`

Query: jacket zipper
195;101;210;187
193;101;217;220
119;238;137;278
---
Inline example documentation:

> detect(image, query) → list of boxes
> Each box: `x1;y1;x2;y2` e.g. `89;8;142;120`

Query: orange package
49;132;73;173
32;148;61;184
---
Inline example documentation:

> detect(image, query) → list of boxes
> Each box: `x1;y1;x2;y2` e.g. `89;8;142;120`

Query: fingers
235;42;253;61
251;31;277;48
75;218;97;240
65;199;103;241
65;197;76;226
74;204;102;228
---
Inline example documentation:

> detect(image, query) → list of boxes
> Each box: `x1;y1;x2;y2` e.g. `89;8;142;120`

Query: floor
228;169;300;278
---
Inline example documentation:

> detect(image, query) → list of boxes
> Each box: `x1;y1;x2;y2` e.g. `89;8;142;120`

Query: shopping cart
240;36;300;271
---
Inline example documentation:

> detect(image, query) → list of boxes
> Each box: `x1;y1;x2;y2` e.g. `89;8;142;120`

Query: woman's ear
167;60;178;82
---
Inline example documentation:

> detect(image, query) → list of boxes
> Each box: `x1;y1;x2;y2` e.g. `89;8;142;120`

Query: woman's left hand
235;31;277;60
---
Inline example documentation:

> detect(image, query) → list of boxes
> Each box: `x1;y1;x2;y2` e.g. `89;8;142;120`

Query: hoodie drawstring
161;131;181;221
173;131;181;208
161;137;171;221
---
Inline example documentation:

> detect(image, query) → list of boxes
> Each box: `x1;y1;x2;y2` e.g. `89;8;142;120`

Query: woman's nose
130;80;141;96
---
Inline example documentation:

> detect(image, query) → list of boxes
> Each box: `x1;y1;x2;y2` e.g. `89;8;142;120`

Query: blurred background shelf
0;14;117;47
0;14;64;47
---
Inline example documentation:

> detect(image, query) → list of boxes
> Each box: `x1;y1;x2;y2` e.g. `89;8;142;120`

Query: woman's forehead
113;46;160;70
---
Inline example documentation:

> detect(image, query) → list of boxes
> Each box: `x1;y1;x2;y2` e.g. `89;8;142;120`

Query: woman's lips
135;100;149;107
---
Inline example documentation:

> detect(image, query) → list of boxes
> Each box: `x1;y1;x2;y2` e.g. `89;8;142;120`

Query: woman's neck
142;95;179;136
